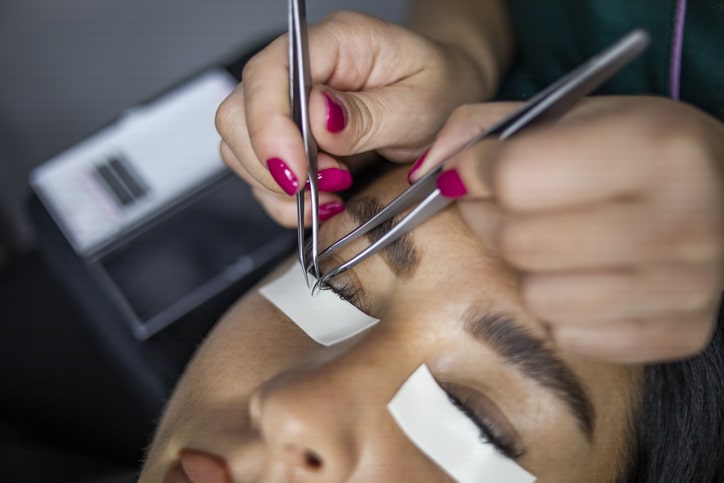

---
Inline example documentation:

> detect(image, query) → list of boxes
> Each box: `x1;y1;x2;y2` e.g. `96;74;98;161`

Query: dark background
0;1;406;481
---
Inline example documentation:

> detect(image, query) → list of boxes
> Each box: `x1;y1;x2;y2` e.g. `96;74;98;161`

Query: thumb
308;85;444;162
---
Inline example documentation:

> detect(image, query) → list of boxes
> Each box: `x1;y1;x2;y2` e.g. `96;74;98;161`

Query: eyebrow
344;194;594;435
343;195;419;278
463;309;595;440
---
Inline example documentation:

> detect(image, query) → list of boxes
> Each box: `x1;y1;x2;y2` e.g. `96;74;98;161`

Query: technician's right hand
215;11;490;227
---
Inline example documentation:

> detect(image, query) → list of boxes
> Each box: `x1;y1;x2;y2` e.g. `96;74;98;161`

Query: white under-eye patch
388;364;535;483
259;264;379;346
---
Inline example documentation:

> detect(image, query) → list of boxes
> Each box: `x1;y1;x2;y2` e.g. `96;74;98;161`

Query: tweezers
289;0;320;285
315;29;650;290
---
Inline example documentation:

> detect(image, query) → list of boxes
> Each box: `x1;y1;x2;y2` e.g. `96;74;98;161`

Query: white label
259;264;379;346
388;365;535;483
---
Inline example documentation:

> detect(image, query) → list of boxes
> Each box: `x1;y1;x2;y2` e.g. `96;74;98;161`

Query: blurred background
0;1;407;481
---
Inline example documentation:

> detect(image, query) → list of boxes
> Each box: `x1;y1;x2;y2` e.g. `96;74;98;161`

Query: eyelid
320;255;373;315
325;274;373;314
326;281;363;308
441;382;525;460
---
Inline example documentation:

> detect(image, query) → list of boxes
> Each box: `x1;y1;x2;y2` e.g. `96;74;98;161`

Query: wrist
435;40;500;102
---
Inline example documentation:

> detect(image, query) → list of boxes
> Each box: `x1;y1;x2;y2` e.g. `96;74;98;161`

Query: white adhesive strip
259;264;379;346
388;364;535;483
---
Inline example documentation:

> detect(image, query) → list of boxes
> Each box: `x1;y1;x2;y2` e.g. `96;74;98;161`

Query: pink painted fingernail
407;148;430;184
319;200;345;221
305;168;353;192
323;91;346;133
266;157;299;195
436;169;468;199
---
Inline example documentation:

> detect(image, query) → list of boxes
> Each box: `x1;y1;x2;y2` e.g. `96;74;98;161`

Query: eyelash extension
445;392;524;460
325;281;363;308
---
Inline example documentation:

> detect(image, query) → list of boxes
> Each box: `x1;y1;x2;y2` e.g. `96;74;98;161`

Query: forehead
345;167;521;302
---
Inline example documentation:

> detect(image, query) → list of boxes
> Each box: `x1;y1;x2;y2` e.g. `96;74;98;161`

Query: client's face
142;168;640;483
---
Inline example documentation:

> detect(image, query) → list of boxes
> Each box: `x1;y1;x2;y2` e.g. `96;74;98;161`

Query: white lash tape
259;264;379;346
388;365;535;483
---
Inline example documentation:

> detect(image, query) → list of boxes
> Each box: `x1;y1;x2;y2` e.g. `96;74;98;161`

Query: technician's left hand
410;96;724;363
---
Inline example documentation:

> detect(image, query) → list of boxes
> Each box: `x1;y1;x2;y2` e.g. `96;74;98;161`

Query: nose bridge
253;327;418;480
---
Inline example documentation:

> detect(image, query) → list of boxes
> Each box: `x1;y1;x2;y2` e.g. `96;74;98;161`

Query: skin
140;169;640;482
216;6;510;227
412;97;724;362
215;7;723;363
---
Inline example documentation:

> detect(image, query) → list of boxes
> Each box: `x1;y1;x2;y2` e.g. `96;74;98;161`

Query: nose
251;367;358;481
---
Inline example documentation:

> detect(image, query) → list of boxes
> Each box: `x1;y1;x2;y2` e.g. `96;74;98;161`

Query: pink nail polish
407;148;430;184
305;168;353;192
318;200;345;221
436;169;468;199
323;92;346;133
266;157;299;196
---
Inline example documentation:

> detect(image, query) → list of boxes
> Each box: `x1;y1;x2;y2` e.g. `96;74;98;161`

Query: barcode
93;155;149;208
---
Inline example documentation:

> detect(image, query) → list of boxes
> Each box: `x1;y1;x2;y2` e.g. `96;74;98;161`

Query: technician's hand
216;11;489;227
411;97;724;363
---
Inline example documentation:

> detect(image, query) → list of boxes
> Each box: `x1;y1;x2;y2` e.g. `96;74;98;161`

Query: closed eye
325;281;364;311
442;384;525;460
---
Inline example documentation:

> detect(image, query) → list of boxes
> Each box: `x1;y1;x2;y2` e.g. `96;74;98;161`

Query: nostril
283;444;325;471
304;450;323;470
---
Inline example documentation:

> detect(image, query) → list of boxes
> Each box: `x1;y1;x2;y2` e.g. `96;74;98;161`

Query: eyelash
445;391;523;460
326;282;363;308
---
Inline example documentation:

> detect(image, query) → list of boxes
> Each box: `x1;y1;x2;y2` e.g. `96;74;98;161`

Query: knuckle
347;96;379;152
492;156;521;209
499;222;537;268
677;320;715;357
241;47;269;84
324;10;357;23
215;94;240;138
678;289;713;313
219;142;236;170
450;104;476;124
668;227;722;264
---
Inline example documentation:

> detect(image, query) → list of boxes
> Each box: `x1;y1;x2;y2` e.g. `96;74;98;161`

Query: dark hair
620;297;724;482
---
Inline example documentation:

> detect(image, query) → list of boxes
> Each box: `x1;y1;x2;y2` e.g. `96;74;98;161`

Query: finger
456;199;504;251
553;313;717;363
490;117;652;212
408;102;523;182
522;265;721;325
252;187;345;228
222;131;352;195
239;13;438;190
436;137;503;199
247;154;349;228
302;157;354;193
220;139;257;186
251;187;298;228
304;13;495;162
308;85;435;158
216;79;300;196
498;200;721;271
240;36;310;195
